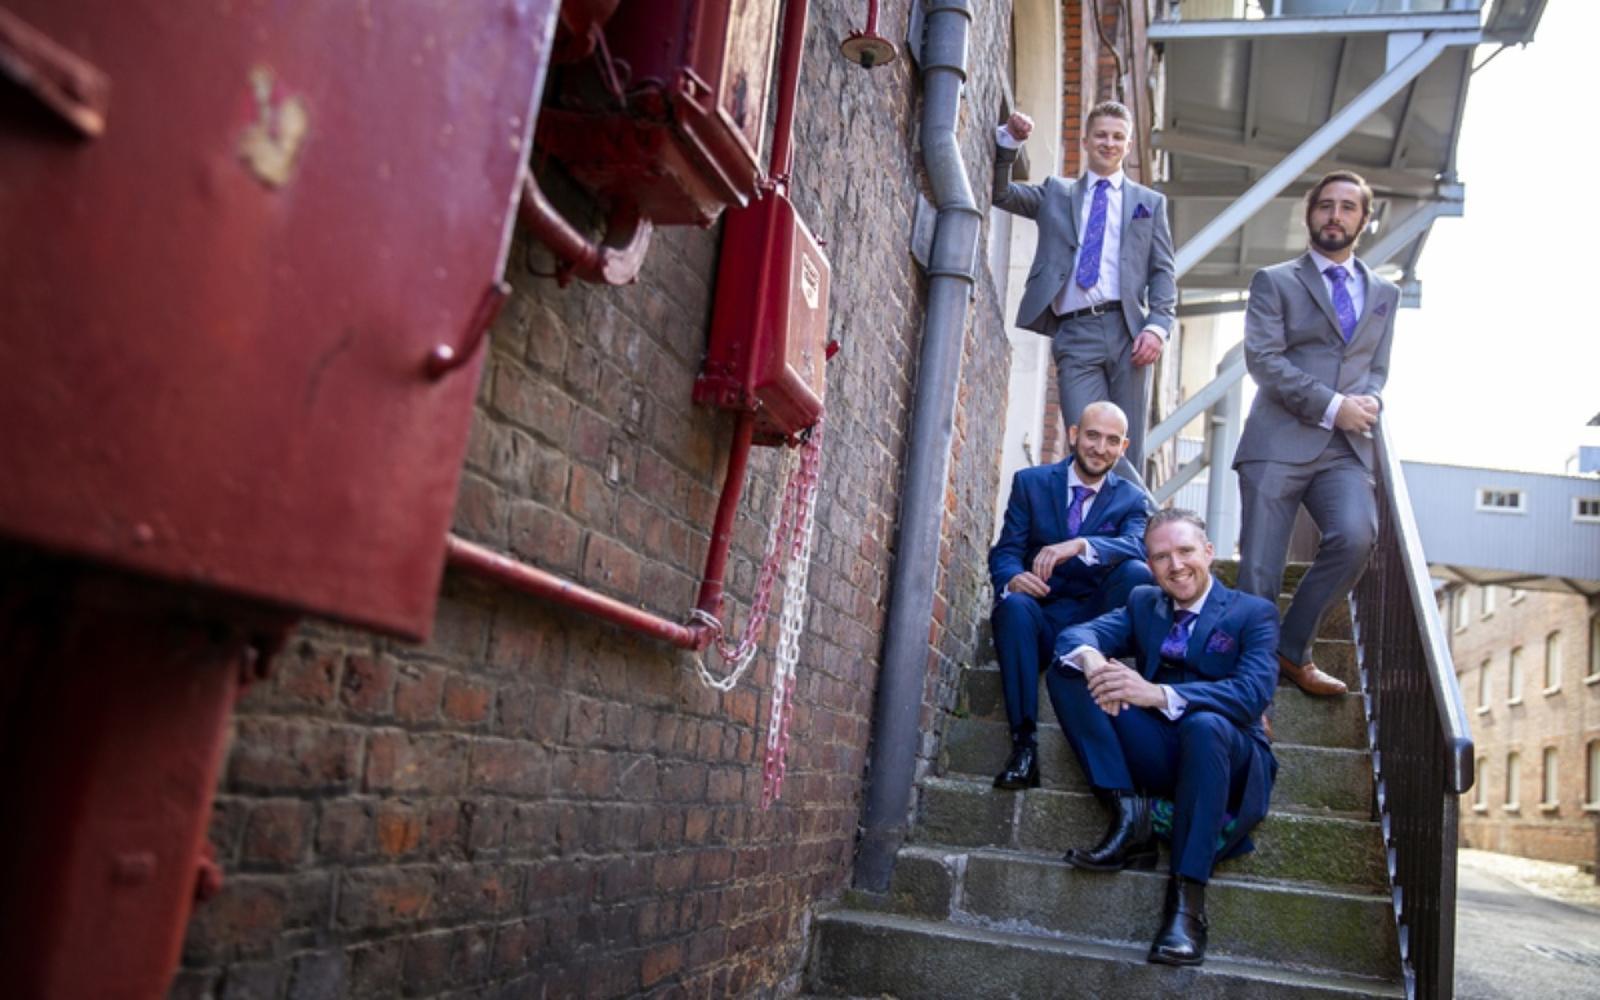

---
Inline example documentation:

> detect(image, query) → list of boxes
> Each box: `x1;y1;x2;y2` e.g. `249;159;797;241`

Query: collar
1066;462;1104;495
1085;168;1125;191
1308;247;1357;278
1172;575;1214;616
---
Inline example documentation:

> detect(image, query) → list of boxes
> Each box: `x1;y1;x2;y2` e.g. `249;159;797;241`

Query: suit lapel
1347;257;1389;345
1119;181;1137;267
1185;579;1231;662
1052;459;1072;538
1068;176;1085;246
1294;253;1345;345
1144;589;1173;679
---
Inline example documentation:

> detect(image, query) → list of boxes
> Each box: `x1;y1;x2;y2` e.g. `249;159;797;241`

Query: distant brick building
1444;583;1600;867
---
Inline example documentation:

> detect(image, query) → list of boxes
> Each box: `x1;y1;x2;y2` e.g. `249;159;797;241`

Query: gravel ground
1459;848;1600;911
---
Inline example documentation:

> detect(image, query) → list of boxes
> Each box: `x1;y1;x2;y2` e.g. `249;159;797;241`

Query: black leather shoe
1064;792;1158;871
1148;875;1208;966
993;744;1039;790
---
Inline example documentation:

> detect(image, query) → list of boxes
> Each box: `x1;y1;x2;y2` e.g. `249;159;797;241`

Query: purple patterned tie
1325;264;1358;342
1160;610;1198;661
1075;179;1111;290
1066;485;1093;536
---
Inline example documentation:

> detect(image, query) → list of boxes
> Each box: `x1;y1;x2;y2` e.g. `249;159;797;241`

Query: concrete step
958;663;1367;749
914;778;1385;890
809;908;1404;999
940;718;1374;814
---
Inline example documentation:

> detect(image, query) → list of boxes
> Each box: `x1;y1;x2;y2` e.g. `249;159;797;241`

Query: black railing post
1350;419;1475;1000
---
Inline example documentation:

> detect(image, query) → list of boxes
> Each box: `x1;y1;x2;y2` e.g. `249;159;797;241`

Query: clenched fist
1006;111;1034;142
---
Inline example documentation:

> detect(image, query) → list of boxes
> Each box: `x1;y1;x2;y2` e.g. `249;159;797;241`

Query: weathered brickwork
1445;585;1600;866
173;3;1015;997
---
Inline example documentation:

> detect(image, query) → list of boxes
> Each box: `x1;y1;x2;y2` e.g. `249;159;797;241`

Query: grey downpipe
854;0;981;892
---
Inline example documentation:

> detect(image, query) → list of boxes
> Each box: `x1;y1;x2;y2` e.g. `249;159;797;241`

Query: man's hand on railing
1334;394;1380;434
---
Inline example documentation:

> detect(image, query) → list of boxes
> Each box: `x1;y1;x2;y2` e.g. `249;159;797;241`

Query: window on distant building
1587;741;1600;809
1508;646;1523;703
1474;756;1488;811
1542;748;1559;809
1510;586;1527;604
1454;589;1470;631
1589;616;1600;683
1477;488;1525;513
1482;586;1497;618
1477;659;1491;713
1505;752;1520;809
1544;631;1562;693
1575;497;1600;523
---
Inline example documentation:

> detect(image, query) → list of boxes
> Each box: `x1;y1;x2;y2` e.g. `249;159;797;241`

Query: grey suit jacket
1233;252;1399;470
992;145;1176;339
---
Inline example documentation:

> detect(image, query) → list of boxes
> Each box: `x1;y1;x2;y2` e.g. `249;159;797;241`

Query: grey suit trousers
1051;309;1152;469
1235;434;1377;664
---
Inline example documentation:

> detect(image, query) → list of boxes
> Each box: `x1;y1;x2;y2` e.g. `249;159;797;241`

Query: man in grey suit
993;101;1177;472
1233;170;1398;698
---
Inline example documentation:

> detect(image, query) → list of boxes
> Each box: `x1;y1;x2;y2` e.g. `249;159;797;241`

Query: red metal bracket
0;5;111;137
518;171;653;287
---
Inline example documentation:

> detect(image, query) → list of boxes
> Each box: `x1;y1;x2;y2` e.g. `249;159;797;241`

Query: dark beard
1310;226;1356;254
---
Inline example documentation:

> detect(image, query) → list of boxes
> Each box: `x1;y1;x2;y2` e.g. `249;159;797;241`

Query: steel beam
1154;132;1443;198
1363;189;1464;267
1171;29;1477;280
1150;11;1481;42
1147;343;1245;454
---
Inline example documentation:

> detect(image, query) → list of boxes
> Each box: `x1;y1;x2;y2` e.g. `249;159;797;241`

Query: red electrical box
0;0;559;640
695;191;830;446
536;0;781;226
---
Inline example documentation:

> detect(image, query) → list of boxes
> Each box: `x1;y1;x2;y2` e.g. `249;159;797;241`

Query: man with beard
993;101;1177;477
1047;508;1278;966
1233;170;1399;700
987;401;1154;789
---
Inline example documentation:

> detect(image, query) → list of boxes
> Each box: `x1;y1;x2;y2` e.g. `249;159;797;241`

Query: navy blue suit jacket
1055;579;1280;858
987;458;1149;605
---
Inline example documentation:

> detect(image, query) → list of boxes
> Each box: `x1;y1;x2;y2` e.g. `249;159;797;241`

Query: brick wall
171;4;1015;997
1446;585;1600;867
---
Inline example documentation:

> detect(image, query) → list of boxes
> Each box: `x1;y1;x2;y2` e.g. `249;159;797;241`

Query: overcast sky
1380;1;1598;475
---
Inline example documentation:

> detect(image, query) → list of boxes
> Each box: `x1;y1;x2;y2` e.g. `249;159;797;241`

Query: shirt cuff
995;125;1023;150
1319;392;1344;431
1076;540;1099;566
1140;324;1169;344
1059;644;1098;672
1159;685;1187;721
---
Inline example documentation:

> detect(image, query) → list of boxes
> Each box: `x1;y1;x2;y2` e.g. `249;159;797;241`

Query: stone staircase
805;564;1403;998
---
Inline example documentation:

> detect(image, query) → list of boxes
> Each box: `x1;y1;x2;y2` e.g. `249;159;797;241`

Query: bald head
1068;401;1130;482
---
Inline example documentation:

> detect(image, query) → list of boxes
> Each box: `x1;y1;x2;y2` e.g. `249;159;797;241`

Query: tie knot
1071;485;1094;503
1095;178;1110;191
1325;264;1350;284
1173;609;1198;626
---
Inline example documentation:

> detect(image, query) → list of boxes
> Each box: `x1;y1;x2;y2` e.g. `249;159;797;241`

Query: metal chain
761;431;822;808
690;417;824;694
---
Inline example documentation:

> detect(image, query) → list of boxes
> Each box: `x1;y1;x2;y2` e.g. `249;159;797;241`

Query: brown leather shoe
1278;653;1348;697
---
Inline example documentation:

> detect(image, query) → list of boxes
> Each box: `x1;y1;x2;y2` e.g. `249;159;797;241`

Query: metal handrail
1350;415;1475;1000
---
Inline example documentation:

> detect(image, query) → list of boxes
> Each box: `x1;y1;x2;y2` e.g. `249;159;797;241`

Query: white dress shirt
1060;574;1215;720
1307;248;1368;431
995;125;1164;343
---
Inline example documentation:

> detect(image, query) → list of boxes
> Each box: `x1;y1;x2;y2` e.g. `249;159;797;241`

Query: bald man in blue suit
987;402;1154;790
1047;508;1279;967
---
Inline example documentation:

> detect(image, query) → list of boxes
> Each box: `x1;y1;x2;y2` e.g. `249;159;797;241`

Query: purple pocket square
1132;203;1152;220
1204;631;1235;655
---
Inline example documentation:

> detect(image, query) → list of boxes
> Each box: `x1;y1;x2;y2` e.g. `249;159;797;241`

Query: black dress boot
993;742;1039;790
1148;874;1208;966
1063;791;1158;871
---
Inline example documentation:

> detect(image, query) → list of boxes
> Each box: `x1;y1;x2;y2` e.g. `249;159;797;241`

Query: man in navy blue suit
1048;508;1278;966
987;401;1154;790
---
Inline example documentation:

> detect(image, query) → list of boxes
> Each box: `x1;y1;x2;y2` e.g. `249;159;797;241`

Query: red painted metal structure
0;1;560;995
449;0;830;640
